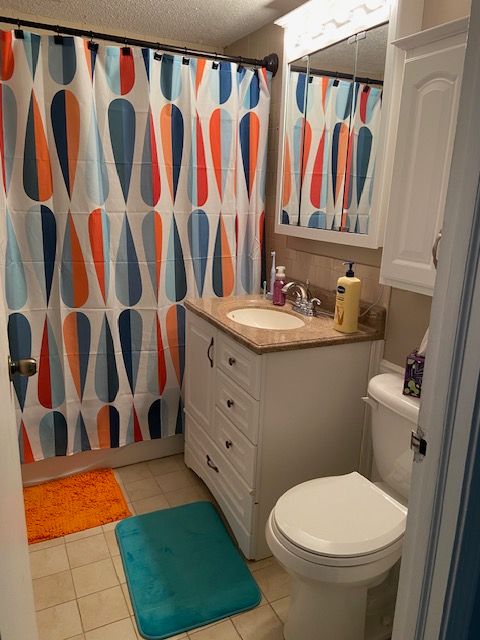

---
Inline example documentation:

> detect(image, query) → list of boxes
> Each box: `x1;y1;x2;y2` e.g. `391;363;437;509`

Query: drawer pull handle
206;455;219;472
226;399;234;408
228;357;236;366
207;337;214;368
225;440;233;449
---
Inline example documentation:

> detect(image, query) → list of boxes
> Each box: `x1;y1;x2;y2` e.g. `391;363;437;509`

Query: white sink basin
226;307;304;330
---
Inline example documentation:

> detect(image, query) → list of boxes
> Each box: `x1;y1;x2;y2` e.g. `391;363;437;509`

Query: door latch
411;429;427;459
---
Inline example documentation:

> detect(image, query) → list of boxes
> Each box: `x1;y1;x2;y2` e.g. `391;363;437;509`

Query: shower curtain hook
182;46;189;65
88;31;98;52
54;25;64;45
14;19;24;39
212;52;219;70
122;37;131;56
154;43;162;61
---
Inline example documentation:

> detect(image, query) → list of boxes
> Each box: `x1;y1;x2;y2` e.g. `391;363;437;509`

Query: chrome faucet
282;280;322;317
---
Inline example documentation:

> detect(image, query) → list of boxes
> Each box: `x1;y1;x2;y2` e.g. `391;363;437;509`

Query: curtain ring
154;43;162;61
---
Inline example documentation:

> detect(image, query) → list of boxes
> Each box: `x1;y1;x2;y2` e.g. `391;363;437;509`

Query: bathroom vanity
184;296;384;559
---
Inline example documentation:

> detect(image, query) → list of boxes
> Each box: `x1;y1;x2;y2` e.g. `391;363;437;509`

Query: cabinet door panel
381;40;465;294
185;313;216;433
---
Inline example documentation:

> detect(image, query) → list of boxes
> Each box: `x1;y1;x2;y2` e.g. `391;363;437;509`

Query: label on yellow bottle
334;286;345;326
333;277;360;333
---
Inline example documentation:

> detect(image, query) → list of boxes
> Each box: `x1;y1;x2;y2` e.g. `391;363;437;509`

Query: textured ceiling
2;0;305;49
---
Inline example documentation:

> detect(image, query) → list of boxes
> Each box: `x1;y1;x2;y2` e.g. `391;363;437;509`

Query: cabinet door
380;35;465;295
185;313;216;433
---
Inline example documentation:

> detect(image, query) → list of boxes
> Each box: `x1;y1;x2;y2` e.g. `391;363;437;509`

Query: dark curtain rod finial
0;14;279;75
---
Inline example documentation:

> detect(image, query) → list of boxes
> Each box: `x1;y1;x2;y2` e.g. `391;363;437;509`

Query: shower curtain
0;30;270;462
282;70;381;233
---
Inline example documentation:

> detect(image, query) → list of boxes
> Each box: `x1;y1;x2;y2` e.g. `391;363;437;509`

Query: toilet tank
367;373;420;500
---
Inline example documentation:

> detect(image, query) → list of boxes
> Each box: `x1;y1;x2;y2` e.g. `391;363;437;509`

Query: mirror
280;22;388;235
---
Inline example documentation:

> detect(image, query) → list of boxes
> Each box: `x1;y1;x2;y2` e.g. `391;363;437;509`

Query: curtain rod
291;65;383;86
0;15;279;76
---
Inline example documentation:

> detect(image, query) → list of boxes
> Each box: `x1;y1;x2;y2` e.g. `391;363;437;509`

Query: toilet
265;373;420;640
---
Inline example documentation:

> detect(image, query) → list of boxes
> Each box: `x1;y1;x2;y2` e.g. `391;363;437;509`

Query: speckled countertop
185;295;385;354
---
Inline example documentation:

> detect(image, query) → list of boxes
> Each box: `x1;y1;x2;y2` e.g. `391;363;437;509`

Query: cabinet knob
228;357;236;366
225;440;233;449
226;399;234;408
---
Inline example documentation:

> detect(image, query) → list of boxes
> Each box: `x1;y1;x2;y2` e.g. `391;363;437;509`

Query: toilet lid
273;472;407;558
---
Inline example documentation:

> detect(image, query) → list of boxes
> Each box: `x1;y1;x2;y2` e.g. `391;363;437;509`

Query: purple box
403;350;425;398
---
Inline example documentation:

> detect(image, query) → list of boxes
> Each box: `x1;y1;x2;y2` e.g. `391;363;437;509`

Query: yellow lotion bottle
333;261;361;333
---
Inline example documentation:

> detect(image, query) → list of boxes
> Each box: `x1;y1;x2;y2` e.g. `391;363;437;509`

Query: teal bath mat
116;501;261;639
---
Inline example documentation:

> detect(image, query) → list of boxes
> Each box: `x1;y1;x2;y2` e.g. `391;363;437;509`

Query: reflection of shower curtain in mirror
282;71;382;233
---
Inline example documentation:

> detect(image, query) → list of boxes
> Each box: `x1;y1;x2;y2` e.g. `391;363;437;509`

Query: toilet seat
272;472;407;565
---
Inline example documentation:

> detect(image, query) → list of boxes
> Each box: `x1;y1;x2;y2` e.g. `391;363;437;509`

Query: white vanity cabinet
380;19;467;296
184;310;376;559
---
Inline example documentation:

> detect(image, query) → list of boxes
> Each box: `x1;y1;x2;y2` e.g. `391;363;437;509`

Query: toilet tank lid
368;373;420;423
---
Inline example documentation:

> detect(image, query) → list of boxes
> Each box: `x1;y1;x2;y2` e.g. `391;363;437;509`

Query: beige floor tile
147;456;182;476
65;526;104;543
155;469;195;493
72;558;119;597
116;462;153;485
36;600;83;640
33;569;75;611
78;585;129;631
271;596;290;623
131;493;169;515
247;557;275;573
125;477;163;501
253;562;291;602
232;604;284;640
121;583;133;615
129;615;187;639
65;635;85;639
112;554;127;583
164;486;202;507
105;528;121;556
189;619;241;639
29;536;65;551
85;617;136;639
103;519;123;532
30;545;70;579
66;533;110;568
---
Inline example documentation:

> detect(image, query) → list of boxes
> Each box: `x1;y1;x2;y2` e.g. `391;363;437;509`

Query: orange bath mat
24;468;131;544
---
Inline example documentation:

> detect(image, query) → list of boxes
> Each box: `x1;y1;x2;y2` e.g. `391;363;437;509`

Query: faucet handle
310;297;321;307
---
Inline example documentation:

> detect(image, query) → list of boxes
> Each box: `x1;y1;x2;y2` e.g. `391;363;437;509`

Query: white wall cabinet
380;19;467;295
184;310;376;559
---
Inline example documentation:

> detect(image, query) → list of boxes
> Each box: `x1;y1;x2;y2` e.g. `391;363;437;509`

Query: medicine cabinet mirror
276;17;393;248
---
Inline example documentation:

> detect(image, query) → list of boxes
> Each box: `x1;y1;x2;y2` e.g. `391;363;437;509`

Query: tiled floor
30;454;290;640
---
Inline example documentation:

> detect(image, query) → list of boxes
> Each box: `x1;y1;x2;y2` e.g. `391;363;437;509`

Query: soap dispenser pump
333;261;361;333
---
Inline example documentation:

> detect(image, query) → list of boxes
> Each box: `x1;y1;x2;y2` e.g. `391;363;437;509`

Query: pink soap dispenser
273;266;286;306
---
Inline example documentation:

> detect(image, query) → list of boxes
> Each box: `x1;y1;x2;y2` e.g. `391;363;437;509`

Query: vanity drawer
215;369;260;444
185;415;254;534
214;407;257;488
217;332;261;399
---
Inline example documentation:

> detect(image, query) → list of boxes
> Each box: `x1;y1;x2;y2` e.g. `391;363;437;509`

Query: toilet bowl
266;373;420;640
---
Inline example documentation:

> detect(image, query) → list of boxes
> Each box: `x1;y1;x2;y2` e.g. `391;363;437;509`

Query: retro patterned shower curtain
0;30;270;462
282;70;382;233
